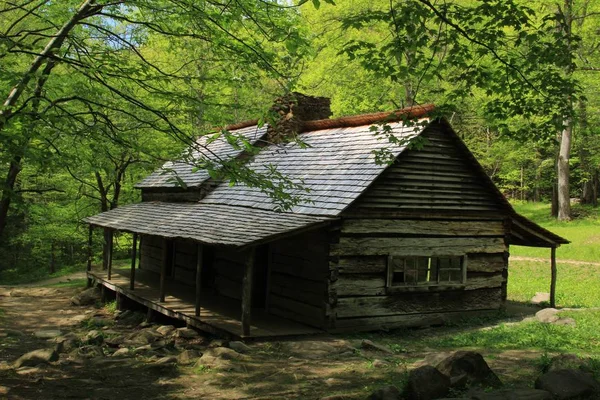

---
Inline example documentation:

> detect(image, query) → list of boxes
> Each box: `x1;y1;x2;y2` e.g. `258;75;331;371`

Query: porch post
241;247;256;336
130;233;138;290
159;238;169;302
107;230;113;280
195;243;203;317
86;225;93;288
550;246;557;308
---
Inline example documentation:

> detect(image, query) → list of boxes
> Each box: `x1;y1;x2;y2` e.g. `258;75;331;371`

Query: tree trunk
557;119;572;221
0;157;22;242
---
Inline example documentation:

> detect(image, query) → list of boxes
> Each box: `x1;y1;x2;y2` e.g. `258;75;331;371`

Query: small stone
553;317;576;327
324;378;344;386
16;367;43;375
155;356;178;365
138;321;152;329
0;385;9;396
112;348;130;357
366;385;402;400
70;287;100;306
156;325;176;336
535;369;600;399
372;359;389;368
228;341;251;354
536;308;560;323
177;349;200;365
84;330;104;345
33;329;62;339
403;365;450;400
14;349;59;368
360;340;393;354
531;292;550;305
133;344;153;354
126;329;161;345
208;339;227;348
174;327;198;339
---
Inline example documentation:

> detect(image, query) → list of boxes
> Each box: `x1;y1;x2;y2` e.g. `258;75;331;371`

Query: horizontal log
335;288;502;318
355;203;501;211
271;254;328;281
269;294;324;322
468;253;506;273
382;172;480;183
214;259;244;282
215;275;241;300
173;266;195;287
331;310;499;332
173;239;197;256
464;273;505;290
366;190;495;202
270;305;324;328
270;272;326;294
333;274;386;297
341;220;505;236
174;252;196;270
336;256;387;274
331;237;506;257
270;283;325;306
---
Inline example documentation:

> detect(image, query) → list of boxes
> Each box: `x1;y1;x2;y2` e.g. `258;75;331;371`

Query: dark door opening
252;244;269;308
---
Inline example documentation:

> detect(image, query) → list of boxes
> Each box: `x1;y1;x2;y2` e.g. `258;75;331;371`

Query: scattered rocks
360;340;393;354
470;388;552;400
14;349;59;368
126;329;161;346
104;335;125;348
77;345;104;358
366;385;402;400
112;348;130;357
530;292;550;305
174;327;198;339
84;330;104;346
436;351;502;389
403;365;451;400
33;329;62;339
156;325;176;336
177;349;200;365
70;287;100;306
535;369;600;399
228;341;251;354
155;356;178;365
133;344;153;354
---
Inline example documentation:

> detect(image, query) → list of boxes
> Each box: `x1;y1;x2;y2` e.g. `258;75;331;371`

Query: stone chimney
267;92;332;143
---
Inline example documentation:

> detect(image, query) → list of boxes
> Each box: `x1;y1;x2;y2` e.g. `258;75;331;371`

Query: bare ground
0;280;548;400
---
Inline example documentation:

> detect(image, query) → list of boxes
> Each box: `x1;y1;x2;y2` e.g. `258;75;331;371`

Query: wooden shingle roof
84;203;333;247
136;125;268;189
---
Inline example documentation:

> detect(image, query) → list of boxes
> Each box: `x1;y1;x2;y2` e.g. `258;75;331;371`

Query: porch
88;266;322;339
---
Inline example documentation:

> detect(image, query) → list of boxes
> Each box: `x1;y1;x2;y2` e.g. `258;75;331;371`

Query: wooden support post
107;230;113;280
146;307;154;323
130;233;138;290
264;245;272;312
138;235;142;268
241;247;256;337
550;246;557;308
195;243;203;317
116;292;123;311
86;225;93;288
159;238;169;302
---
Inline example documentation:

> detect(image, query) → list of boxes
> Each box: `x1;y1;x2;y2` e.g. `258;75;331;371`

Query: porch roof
84;202;334;248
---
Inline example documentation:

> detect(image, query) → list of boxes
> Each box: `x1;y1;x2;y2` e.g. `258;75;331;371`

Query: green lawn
510;202;600;262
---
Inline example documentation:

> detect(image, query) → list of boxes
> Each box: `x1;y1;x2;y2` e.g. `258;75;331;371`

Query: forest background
0;0;598;282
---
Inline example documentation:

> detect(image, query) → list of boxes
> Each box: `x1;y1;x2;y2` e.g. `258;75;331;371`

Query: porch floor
88;266;322;339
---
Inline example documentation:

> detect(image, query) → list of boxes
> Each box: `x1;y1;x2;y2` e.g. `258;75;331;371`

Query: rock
177;349;200;365
5;329;24;337
535;308;560;323
531;292;550;305
436;351;502;389
201;347;246;361
112;348;130;357
54;338;80;354
156;325;176;336
84;330;104;345
70;287;100;306
104;335;125;348
138;321;152;329
320;396;347;400
15;367;44;375
360;340;393;354
366;385;402;400
535;369;600;399
14;349;59;368
228;341;251;354
0;386;9;396
174;327;198;339
324;378;344;386
155;356;178;365
372;359;389;368
133;344;153;354
126;329;161;345
198;347;248;372
33;329;62;339
78;345;104;358
208;339;227;348
470;388;552;400
548;354;590;372
553;317;576;327
114;310;132;320
403;365;450;400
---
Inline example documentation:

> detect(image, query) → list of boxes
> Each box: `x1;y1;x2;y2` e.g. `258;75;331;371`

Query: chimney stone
267;92;332;143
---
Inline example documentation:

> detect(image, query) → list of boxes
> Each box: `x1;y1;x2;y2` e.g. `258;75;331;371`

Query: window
387;255;465;288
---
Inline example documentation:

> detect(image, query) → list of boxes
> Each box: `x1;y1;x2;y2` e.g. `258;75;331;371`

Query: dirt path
0;283;548;399
511;256;600;267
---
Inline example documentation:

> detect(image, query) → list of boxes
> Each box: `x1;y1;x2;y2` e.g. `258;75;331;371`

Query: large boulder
535;369;600;399
548;354;591;372
403;365;450;400
14;349;59;368
366;385;402;400
70;287;100;306
436;351;502;389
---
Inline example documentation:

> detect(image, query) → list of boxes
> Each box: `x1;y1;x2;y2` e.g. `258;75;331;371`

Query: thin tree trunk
557;119;572;221
0;157;22;240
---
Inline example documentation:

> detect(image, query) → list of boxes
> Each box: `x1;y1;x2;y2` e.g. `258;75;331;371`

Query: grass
0;263;83;285
510;202;600;262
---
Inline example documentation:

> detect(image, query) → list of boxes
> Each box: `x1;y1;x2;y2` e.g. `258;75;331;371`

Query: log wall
329;123;510;332
212;248;248;301
267;230;330;328
140;235;164;274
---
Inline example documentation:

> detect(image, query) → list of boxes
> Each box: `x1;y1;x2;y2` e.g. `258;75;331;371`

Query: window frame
385;254;468;293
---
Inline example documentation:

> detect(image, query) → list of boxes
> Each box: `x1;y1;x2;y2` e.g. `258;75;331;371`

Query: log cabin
85;93;568;338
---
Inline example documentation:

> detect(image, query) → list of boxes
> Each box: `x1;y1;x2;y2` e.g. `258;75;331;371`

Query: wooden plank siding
329;125;510;331
267;230;330;328
140;235;164;274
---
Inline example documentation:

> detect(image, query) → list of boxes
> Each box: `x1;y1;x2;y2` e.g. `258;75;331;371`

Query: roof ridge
220;103;436;133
